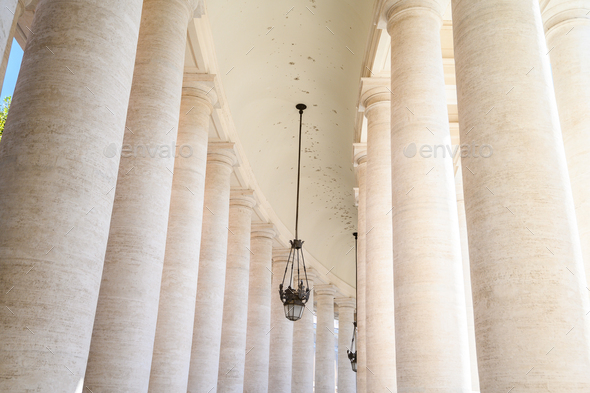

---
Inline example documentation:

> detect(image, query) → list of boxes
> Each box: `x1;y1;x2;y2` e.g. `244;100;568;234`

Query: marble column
0;0;142;390
385;1;471;391
542;1;590;288
314;284;336;393
360;78;397;392
217;189;257;393
336;297;357;393
187;143;237;393
243;224;276;393
292;267;319;393
455;167;480;393
452;0;590;391
85;1;198;391
268;248;295;392
0;0;23;92
148;77;216;393
353;143;367;393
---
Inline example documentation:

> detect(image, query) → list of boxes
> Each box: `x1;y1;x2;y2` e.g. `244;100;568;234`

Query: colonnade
0;0;589;392
351;0;590;393
0;1;359;392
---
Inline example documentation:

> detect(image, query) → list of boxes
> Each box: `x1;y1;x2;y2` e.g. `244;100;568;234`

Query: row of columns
0;0;358;392
353;0;590;392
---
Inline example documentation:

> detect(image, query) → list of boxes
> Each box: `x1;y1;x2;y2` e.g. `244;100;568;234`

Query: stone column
0;0;142;390
314;284;336;393
452;0;590;391
187;143;237;393
336;297;357;393
243;224;276;393
360;77;397;392
84;1;199;391
148;77;216;393
385;1;471;391
268;248;295;393
0;0;23;92
353;144;367;393
543;1;590;289
455;167;480;393
217;189;257;393
292;268;319;393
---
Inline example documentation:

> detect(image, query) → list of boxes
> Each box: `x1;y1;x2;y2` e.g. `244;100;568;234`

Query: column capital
380;0;447;31
314;284;337;297
359;77;391;112
353;143;367;167
230;188;256;209
207;142;238;168
182;73;218;108
335;297;356;310
251;223;277;239
272;247;292;263
542;1;590;37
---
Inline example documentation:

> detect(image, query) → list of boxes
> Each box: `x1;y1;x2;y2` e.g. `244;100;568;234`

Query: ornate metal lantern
348;319;358;372
279;104;311;322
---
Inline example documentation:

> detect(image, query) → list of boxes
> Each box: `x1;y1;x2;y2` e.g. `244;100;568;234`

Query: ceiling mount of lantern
279;103;311;322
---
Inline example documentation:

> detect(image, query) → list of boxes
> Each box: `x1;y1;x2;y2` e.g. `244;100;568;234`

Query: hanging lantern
279;104;311;322
347;232;358;372
347;319;358;372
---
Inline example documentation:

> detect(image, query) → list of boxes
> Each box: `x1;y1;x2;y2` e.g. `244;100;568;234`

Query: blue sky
1;38;24;101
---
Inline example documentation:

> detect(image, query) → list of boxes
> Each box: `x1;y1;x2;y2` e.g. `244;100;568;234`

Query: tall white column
292;268;318;393
268;248;295;393
187;143;237;393
360;78;397;392
0;0;23;92
456;167;480;393
85;1;198;390
217;189;257;393
0;0;142;390
353;143;367;393
243;224;276;393
384;1;471;391
336;297;357;393
452;0;590;391
148;77;216;393
542;1;590;289
314;284;336;393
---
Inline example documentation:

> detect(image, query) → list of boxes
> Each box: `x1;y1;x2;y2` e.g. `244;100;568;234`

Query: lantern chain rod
294;105;304;240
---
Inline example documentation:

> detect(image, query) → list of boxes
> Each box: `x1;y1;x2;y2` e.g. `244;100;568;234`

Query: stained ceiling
205;0;375;288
